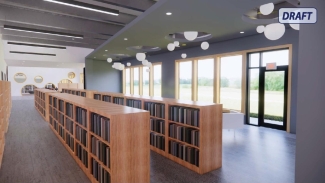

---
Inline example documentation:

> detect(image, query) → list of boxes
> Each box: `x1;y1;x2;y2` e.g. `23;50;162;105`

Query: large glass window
220;55;242;110
142;67;150;96
197;58;214;102
179;61;192;100
262;50;289;66
153;64;162;97
133;67;139;95
125;68;130;94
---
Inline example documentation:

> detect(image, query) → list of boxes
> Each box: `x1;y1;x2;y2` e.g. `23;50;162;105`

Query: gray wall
295;0;325;182
85;58;122;92
121;29;299;133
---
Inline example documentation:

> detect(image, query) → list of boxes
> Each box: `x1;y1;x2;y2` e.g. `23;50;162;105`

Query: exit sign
266;63;277;70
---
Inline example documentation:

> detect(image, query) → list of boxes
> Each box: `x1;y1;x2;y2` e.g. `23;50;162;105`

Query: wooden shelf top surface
93;92;220;107
35;89;59;93
49;93;149;116
62;88;97;92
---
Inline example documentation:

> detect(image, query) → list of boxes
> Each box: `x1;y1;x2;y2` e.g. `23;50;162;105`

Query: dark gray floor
0;98;296;183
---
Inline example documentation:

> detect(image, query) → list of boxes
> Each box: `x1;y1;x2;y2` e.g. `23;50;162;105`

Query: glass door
259;67;288;130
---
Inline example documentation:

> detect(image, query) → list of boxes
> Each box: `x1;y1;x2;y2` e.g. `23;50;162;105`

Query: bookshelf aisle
62;88;96;99
48;93;150;183
34;89;58;122
0;81;12;169
89;91;222;174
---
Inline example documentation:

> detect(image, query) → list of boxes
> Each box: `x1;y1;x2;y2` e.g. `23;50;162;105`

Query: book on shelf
169;124;199;147
66;117;74;135
102;95;111;103
76;125;88;147
94;94;101;100
76;143;88;168
59;99;64;112
169;140;199;167
59;113;64;126
150;118;165;134
144;102;165;118
81;92;86;97
91;113;110;143
92;158;111;183
76;107;87;128
91;136;110;168
113;97;124;105
65;102;73;118
53;97;57;108
59;125;65;139
169;106;200;127
126;99;142;109
150;132;165;151
65;132;74;152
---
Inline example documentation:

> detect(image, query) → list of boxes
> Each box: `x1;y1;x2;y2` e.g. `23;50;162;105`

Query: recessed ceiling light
124;38;128;41
105;50;108;51
240;32;245;34
166;12;172;15
182;44;186;46
94;57;96;58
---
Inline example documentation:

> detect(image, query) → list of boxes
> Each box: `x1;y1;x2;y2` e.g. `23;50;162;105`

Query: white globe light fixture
174;41;180;47
184;31;198;41
127;62;131;66
260;3;274;15
289;24;300;30
264;23;285;40
107;58;113;63
136;53;146;61
142;59;148;66
147;62;152;67
201;42;209;50
256;25;265;33
181;53;187;59
167;43;175;51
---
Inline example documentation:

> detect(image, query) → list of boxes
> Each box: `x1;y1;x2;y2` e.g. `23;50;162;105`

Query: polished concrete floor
0;97;296;183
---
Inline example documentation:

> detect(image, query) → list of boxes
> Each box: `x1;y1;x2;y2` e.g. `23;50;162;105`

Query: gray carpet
0;98;296;183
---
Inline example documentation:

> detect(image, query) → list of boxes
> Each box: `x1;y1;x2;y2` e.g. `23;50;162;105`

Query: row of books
65;103;73;118
150;118;165;134
53;109;58;121
59;99;64;113
53;97;57;108
59;113;64;126
59;125;65;140
144;102;165;118
76;125;88;147
66;132;74;152
169;124;200;147
169;106;200;127
76;143;88;168
113;97;124;105
90;113;110;143
76;91;81;96
150;132;165;151
103;95;111;102
91;136;110;168
94;94;101;100
81;92;86;97
54;120;58;131
50;116;53;126
66;117;74;135
91;159;111;183
76;107;87;128
169;141;199;167
126;99;142;109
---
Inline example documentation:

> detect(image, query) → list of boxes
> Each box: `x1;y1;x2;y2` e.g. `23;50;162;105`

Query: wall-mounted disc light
107;58;112;63
142;60;148;66
167;43;175;51
184;31;198;41
289;24;299;30
264;23;285;40
181;53;187;58
136;53;146;61
127;62;131;66
201;42;209;50
260;3;274;15
256;25;265;33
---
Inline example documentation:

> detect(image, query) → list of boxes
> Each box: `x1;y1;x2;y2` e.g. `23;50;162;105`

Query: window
262;50;289;66
197;58;214;102
133;67;139;95
179;61;192;100
220;55;242;110
125;68;130;94
142;67;150;96
153;64;161;97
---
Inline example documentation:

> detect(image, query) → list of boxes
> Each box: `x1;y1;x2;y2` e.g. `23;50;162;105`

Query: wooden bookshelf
91;91;222;174
48;93;150;183
34;89;58;122
0;81;12;169
62;88;96;99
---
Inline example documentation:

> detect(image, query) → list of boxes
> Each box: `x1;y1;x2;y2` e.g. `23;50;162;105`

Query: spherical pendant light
289;24;300;30
256;25;265;33
260;3;274;15
136;53;146;61
181;53;187;59
201;42;209;50
167;43;175;51
107;58;112;63
142;59;148;66
127;62;131;66
147;62;152;67
184;31;198;41
264;23;285;40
